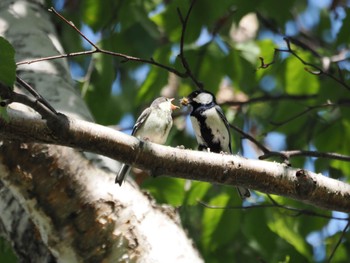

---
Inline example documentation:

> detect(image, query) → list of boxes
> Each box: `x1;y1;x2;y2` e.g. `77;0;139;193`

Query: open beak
180;97;189;106
169;98;180;111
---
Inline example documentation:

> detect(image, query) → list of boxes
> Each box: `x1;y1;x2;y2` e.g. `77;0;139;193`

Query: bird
181;90;250;199
115;97;178;186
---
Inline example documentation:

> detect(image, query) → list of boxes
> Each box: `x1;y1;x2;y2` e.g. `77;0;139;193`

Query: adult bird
181;90;250;198
115;97;178;186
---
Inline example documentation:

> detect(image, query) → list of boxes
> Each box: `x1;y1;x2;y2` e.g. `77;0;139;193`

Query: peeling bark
0;142;203;262
0;0;204;262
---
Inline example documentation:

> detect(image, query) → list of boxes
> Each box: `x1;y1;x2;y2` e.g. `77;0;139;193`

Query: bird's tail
236;187;251;199
115;164;131;186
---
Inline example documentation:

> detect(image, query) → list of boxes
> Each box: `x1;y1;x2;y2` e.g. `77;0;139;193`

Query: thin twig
176;0;204;90
257;12;321;57
229;123;270;154
49;8;99;49
260;150;350;163
223;93;317;107
16;76;58;114
327;221;350;263
17;6;203;82
229;123;290;165
258;38;350;91
16;50;96;65
0;83;60;122
270;100;350;127
11;92;59;121
197;198;349;221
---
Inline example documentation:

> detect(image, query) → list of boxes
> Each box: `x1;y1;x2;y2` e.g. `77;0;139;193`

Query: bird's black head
181;90;216;108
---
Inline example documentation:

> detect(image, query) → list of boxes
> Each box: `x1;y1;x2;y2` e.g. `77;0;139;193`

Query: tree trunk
0;1;204;262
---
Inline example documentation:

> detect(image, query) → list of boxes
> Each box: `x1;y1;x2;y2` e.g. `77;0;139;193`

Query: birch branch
1;108;350;213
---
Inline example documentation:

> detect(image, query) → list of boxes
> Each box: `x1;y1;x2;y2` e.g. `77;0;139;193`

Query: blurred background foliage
2;0;350;262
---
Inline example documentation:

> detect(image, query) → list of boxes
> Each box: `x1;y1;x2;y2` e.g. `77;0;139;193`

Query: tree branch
16;5;206;87
16;8;188;79
222;93;317;107
258;38;350;91
176;0;204;90
1;108;350;213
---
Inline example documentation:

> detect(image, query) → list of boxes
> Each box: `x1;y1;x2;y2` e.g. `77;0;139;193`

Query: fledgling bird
181;90;250;199
115;97;178;186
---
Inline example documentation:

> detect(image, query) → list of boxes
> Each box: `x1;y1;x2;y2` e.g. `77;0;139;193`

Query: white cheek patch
193;92;213;104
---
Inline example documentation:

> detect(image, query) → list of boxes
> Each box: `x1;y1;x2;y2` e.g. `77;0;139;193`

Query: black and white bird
181;90;250;199
115;97;178;186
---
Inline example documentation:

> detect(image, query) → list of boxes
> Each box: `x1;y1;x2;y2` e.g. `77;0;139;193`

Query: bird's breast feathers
191;107;231;153
134;108;172;144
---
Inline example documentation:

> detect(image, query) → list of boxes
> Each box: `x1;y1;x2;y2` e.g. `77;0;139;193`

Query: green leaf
325;232;349;262
0;37;16;86
285;52;320;95
336;9;350;46
224;48;256;92
142;177;185;205
137;46;170;102
267;210;313;261
201;193;241;253
81;0;117;31
150;0;202;43
243;207;282;261
109;23;158;59
84;51;116;124
184;181;211;205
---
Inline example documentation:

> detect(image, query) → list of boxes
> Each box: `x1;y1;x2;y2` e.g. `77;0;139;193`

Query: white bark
0;142;203;263
0;0;204;262
1;108;350;213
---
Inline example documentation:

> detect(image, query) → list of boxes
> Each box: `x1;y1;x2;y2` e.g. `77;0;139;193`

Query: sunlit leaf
285;52;320;95
267;210;313;261
201;193;241;253
184;181;211;205
142;177;185;205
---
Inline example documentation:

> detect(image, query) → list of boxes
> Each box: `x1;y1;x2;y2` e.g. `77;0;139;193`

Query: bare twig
176;0;204;90
49;8;99;49
17;6;206;85
270;100;350;127
258;38;350;91
327;221;350;263
223;93;317;107
260;150;350;163
257;12;321;58
16;50;97;66
197;197;349;221
228;123;291;165
229;124;270;154
16;76;58;114
0;81;59;122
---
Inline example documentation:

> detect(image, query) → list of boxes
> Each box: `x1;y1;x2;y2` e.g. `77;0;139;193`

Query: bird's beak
180;97;189;106
169;98;179;110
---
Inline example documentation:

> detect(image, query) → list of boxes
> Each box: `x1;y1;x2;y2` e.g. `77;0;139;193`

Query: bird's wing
132;107;152;135
215;105;232;154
